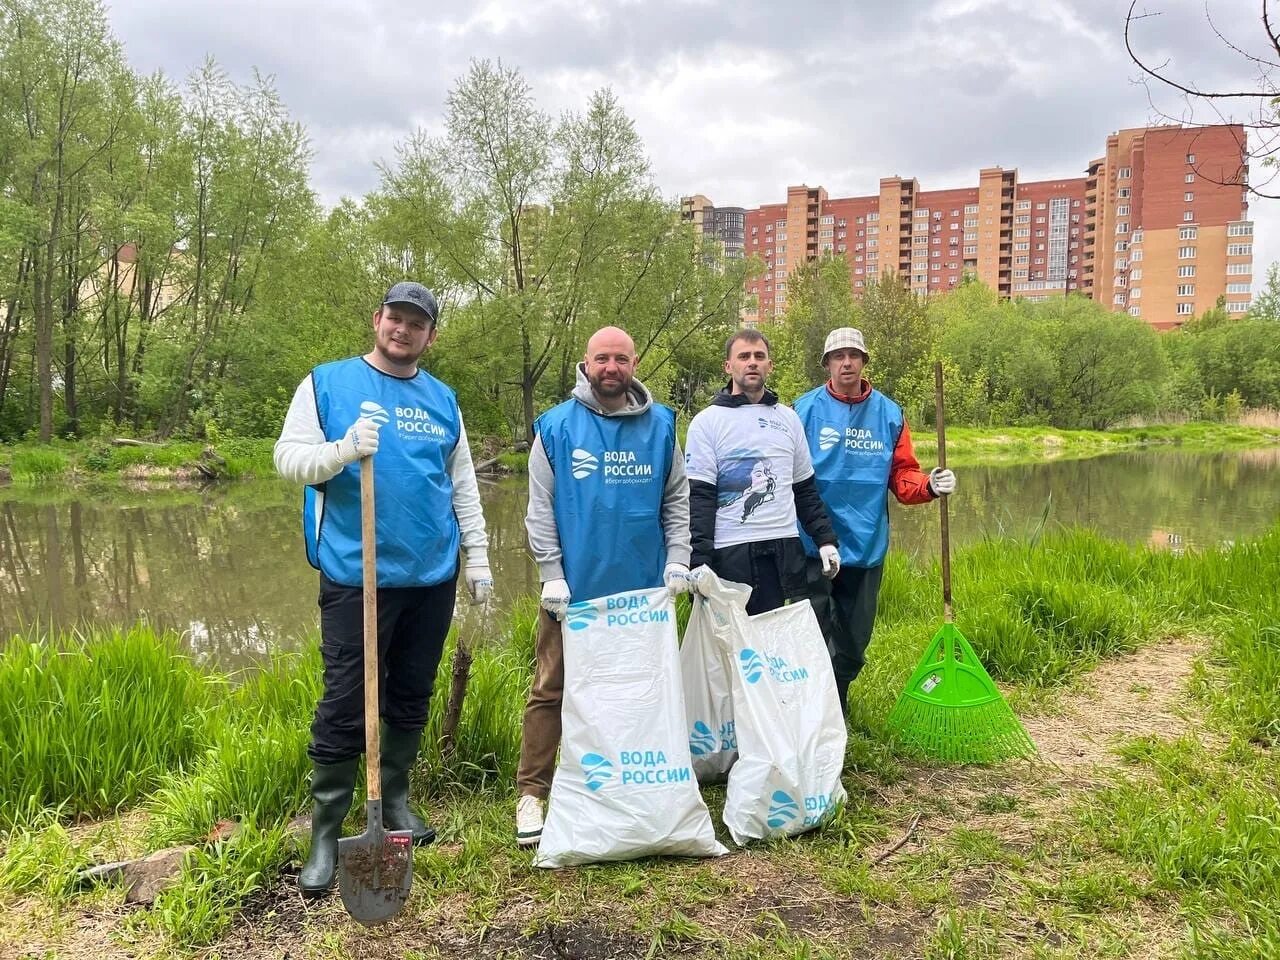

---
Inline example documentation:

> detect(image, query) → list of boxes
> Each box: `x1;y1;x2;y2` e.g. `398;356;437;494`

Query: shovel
336;456;414;925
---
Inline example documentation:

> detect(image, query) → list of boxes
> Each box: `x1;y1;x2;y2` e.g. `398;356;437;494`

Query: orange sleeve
889;419;935;505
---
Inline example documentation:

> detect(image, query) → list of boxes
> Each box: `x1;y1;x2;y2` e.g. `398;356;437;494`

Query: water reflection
1;447;1276;669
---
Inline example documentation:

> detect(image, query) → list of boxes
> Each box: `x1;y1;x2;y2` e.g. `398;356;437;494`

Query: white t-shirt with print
684;400;814;550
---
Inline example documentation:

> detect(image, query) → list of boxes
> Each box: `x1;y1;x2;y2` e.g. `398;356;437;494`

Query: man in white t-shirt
685;329;841;614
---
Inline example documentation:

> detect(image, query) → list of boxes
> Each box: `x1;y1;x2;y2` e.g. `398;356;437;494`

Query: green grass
9;447;69;482
0;629;212;824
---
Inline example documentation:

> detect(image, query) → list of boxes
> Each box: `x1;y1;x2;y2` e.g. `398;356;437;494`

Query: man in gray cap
793;327;956;716
274;282;493;896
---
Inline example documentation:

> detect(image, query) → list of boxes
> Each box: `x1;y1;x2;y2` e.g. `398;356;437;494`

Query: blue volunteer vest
536;399;676;602
303;357;461;588
794;385;903;568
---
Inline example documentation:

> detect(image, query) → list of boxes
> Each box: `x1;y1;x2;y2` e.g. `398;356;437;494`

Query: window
1015;255;1029;265
1129;306;1142;317
820;215;834;224
1118;167;1131;178
1131;249;1143;261
1130;268;1142;281
1178;265;1196;278
1116;222;1129;234
1177;284;1195;296
1115;240;1129;252
1177;303;1194;315
963;218;978;228
1035;216;1046;224
1117;205;1129;216
1015;214;1030;224
1185;172;1195;183
1227;301;1250;313
964;204;978;214
1228;222;1254;237
867;212;879;222
1179;226;1197;240
1113;294;1126;305
963;245;978;256
1184;191;1194;202
1131;287;1141;299
1131;230;1143;243
1015;242;1030;251
1015;228;1030;238
1016;200;1031;210
1036;202;1047;210
1117;187;1131;199
1226;282;1251;294
1184;211;1195;221
1116;258;1128;269
1178;246;1196;258
914;208;930;218
1227;262;1251;275
1227;244;1253;256
1186;153;1195;163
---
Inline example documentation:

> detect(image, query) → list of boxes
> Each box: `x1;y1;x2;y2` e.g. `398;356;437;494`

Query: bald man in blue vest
515;326;692;848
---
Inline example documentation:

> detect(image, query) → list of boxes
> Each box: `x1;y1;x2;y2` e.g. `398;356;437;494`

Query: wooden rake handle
361;456;381;801
934;361;952;624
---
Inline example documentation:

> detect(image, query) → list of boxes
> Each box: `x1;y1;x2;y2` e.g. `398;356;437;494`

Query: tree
854;271;936;416
1124;1;1272;197
770;254;856;402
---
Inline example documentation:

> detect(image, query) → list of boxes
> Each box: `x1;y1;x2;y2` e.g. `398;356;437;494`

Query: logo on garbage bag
571;448;599;479
359;400;390;427
581;752;614;791
566;602;598;632
767;790;800;828
689;721;717;756
818;427;841;451
739;648;809;685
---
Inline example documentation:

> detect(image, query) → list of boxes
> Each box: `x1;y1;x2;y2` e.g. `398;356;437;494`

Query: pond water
2;446;1277;670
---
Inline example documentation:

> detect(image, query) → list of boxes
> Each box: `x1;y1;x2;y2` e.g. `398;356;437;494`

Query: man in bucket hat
274;281;493;897
793;327;956;717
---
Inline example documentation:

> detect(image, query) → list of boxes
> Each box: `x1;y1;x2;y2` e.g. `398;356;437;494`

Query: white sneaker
516;794;544;847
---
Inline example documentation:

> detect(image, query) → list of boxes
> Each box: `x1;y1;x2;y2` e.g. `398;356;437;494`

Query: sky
104;0;1275;276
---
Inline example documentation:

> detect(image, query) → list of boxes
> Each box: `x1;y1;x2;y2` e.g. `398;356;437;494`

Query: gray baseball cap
822;327;868;363
382;282;439;324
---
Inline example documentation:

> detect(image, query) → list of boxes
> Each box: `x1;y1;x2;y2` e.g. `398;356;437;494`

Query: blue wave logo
757;417;769;429
582;752;614;791
740;648;765;684
767;790;800;829
689;721;717;756
571;447;599;479
359;400;390;426
818;426;841;451
566;602;598;632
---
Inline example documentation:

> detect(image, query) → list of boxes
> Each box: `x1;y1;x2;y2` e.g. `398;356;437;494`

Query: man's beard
590;373;629;398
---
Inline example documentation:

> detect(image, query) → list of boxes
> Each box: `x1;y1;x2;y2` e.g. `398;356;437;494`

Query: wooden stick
360;456;381;801
872;811;923;866
934;361;952;625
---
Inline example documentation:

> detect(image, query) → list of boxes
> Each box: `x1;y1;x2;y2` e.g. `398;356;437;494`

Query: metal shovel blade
336;799;413;926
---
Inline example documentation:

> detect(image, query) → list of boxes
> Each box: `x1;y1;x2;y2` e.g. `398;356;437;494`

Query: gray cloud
105;0;1275;271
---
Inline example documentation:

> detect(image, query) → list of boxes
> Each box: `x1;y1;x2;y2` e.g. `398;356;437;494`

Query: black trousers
309;573;457;764
808;562;885;706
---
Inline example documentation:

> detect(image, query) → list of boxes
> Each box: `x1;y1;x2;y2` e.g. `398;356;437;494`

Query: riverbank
2;526;1276;957
3;422;1278;486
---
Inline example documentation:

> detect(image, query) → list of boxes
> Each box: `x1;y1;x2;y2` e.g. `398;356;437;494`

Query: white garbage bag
700;571;847;844
534;587;728;868
680;580;750;783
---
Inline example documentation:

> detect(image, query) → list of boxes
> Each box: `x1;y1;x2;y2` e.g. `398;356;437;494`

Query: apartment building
706;123;1251;329
680;194;746;260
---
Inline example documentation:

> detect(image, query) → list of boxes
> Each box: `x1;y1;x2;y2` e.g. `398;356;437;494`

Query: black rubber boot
298;757;358;898
381;725;436;846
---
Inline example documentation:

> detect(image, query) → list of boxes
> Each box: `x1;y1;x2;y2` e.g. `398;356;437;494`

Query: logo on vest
570;448;599;479
571;447;655;485
360;401;448;442
818;426;841;451
836;426;887;453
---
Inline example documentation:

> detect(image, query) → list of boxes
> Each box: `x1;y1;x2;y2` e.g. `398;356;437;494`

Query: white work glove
540;578;571;621
929;467;957;496
819;544;841;579
335;417;381;464
464;563;493;605
663;562;693;596
687;565;713;598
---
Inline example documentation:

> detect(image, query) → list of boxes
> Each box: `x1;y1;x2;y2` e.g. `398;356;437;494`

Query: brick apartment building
683;124;1252;330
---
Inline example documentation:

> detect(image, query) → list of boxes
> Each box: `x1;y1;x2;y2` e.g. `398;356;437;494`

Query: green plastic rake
885;363;1036;764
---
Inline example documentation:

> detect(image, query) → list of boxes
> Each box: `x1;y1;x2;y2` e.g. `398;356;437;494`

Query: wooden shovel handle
361;456;381;801
934;361;952;624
